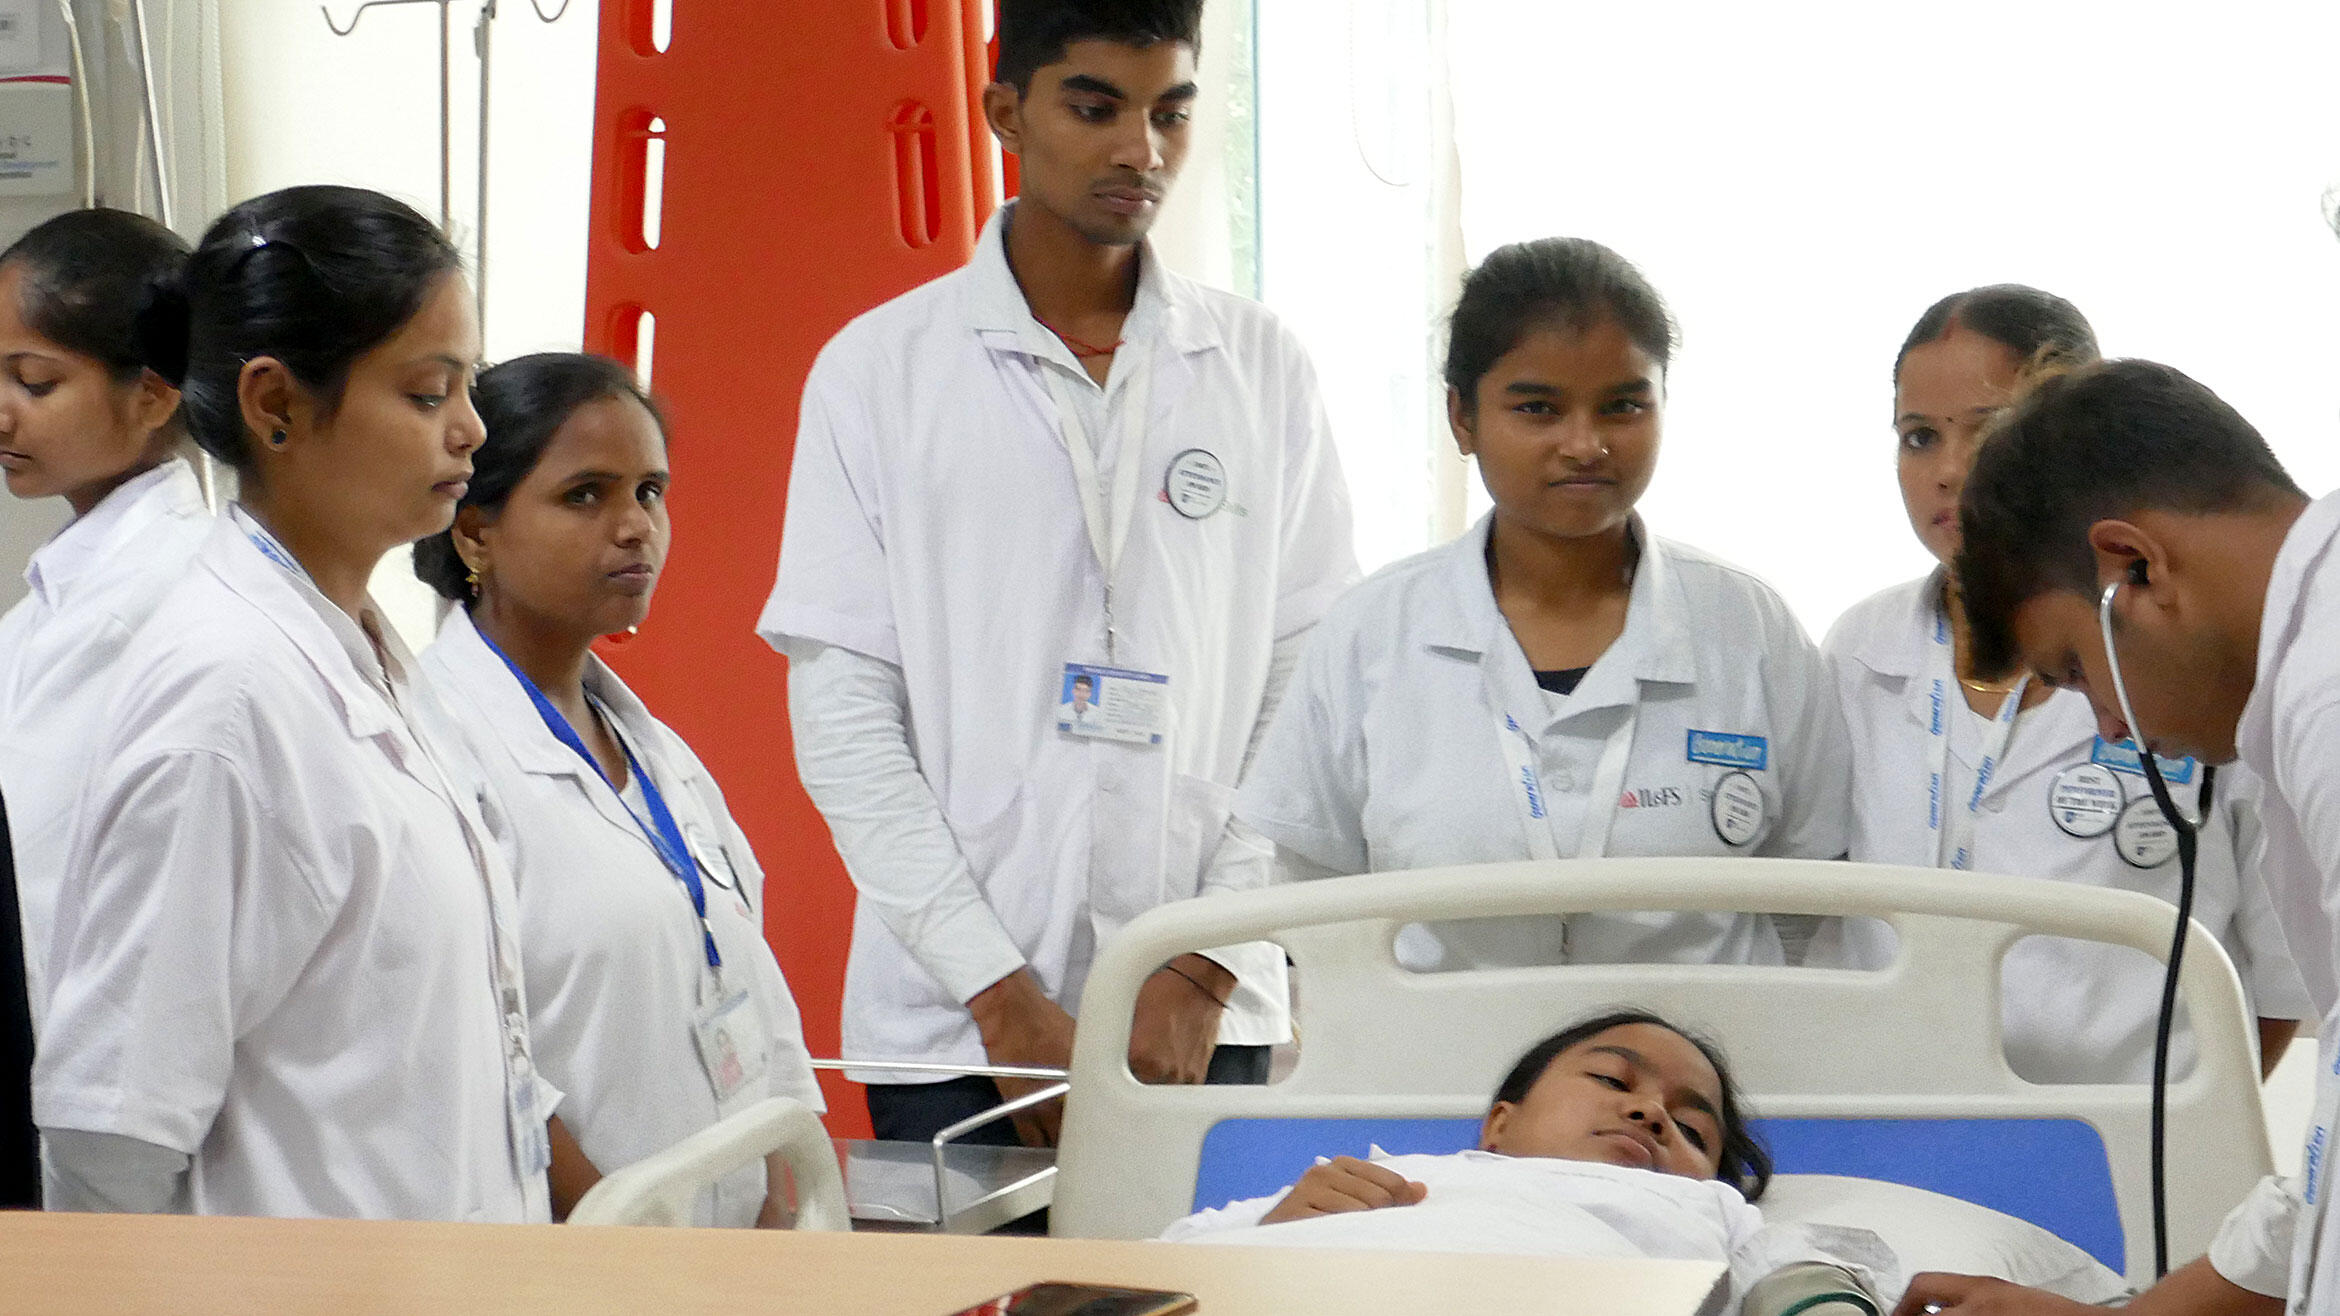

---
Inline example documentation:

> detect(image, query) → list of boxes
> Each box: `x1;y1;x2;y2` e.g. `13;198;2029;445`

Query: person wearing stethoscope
1237;237;1852;971
1874;363;2340;1312
417;353;822;1226
1808;286;2309;1085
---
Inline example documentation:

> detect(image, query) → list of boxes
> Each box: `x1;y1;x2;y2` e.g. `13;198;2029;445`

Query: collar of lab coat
961;202;1218;363
1852;572;2092;773
205;508;407;742
2239;490;2340;772
1426;513;1697;722
24;459;204;611
430;606;700;848
1839;571;1942;682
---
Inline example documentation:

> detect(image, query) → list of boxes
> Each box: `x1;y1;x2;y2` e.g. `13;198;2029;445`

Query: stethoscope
2101;570;2213;1282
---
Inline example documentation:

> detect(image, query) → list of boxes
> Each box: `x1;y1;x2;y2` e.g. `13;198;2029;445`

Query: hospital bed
1053;857;2275;1291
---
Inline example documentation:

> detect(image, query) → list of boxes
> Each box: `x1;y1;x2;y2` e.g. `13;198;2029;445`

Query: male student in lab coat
759;0;1357;1145
1893;359;2335;1314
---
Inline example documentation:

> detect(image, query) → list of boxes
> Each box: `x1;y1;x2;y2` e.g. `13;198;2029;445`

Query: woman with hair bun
0;208;205;1017
34;185;552;1221
1809;286;2310;1084
415;352;822;1225
1235;238;1851;971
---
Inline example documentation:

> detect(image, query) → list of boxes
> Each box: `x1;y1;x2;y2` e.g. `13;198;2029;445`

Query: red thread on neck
1034;313;1122;359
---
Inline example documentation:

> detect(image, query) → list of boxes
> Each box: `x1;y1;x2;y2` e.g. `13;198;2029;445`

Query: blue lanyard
479;632;720;971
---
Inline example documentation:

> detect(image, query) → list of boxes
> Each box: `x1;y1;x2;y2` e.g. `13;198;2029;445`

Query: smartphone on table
944;1281;1198;1316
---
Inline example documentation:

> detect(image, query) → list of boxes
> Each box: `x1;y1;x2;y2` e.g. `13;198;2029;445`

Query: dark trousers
865;1043;1273;1145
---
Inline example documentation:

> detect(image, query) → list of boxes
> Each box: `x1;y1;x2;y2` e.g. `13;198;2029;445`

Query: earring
267;428;288;449
464;567;480;599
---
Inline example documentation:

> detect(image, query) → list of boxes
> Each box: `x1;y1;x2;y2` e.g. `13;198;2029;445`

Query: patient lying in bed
1160;1010;1899;1315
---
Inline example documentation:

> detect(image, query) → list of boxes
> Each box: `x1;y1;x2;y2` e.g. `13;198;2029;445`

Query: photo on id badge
1058;663;1170;746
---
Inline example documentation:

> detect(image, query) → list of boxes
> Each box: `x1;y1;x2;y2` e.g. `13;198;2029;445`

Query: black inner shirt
1534;667;1591;696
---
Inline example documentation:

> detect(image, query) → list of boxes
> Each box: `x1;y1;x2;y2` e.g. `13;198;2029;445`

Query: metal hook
321;0;451;39
527;0;572;21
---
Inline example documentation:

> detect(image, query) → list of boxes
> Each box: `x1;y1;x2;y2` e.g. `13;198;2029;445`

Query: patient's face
1477;1023;1726;1181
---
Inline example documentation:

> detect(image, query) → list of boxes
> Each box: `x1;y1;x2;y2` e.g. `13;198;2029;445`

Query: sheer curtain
1443;0;2340;633
1260;2;2340;617
1257;0;1465;573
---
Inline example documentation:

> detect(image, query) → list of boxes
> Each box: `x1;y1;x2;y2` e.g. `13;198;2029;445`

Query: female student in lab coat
1810;284;2308;1082
1236;237;1851;969
414;353;823;1225
0;209;209;1017
33;186;552;1220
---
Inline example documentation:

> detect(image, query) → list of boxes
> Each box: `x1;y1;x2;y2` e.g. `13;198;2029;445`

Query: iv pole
321;0;455;233
320;0;571;331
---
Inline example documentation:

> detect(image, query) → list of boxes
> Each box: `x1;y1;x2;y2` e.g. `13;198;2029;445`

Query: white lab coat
34;513;551;1222
759;204;1358;1073
1816;575;2310;1083
421;608;823;1227
2213;491;2340;1307
0;459;209;1016
1237;514;1852;968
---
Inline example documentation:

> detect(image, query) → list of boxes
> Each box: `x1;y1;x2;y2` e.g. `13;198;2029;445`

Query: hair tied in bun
132;271;193;388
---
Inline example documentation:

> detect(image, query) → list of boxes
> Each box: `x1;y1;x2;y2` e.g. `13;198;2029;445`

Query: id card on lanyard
479;636;774;1112
1042;344;1179;754
1926;609;2027;870
234;508;552;1184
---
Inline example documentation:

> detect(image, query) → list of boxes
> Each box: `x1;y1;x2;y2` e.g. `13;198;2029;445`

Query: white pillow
1758;1174;2130;1305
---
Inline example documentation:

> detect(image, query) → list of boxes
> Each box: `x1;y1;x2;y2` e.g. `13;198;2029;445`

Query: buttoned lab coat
760;205;1358;1074
0;460;209;1017
1238;515;1852;969
34;517;550;1222
1816;575;2310;1083
423;609;822;1227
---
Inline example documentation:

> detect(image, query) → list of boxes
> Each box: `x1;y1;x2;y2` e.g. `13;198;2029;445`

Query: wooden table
0;1212;1727;1314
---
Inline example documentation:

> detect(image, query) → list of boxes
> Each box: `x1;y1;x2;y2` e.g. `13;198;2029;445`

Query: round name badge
2046;763;2123;839
2114;796;2181;870
1164;448;1228;519
1709;771;1766;848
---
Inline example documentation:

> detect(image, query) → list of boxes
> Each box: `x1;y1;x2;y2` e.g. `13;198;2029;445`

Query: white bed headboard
1051;857;2272;1288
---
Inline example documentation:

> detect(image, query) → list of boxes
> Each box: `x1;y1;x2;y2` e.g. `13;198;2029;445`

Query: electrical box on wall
0;78;72;197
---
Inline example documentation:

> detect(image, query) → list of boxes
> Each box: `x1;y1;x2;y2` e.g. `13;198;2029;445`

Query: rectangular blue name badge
2090;737;2196;785
1056;662;1170;746
1686;730;1769;771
